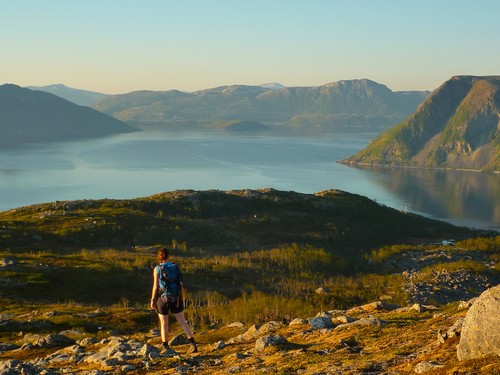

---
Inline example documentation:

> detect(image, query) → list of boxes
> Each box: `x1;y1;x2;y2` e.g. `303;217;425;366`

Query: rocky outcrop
0;295;498;374
457;284;500;361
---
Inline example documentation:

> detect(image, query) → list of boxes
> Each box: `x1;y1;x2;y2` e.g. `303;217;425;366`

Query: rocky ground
385;245;498;305
1;239;498;374
1;294;499;375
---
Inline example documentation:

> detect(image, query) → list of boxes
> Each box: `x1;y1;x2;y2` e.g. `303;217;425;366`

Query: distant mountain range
0;84;135;146
26;84;109;106
92;79;429;131
341;76;500;172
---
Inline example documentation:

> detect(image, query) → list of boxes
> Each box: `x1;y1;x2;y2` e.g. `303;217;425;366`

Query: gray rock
78;337;99;347
254;334;287;353
414;361;444;373
332;315;355;324
410;303;425;313
289;318;307;326
226;321;245;328
308;316;334;329
35;334;76;348
228;324;262;343
335;317;387;330
457;285;500;361
447;317;464;338
258;321;284;334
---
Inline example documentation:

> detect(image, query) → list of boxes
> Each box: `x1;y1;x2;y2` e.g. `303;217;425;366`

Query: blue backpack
157;262;182;303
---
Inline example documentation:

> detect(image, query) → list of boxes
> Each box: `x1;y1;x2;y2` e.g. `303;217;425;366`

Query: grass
1;234;497;333
0;190;497;352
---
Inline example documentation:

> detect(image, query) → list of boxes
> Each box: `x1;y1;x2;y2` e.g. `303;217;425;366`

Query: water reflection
359;167;500;231
0;131;498;231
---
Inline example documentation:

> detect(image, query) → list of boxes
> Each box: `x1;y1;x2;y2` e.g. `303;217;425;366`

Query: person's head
157;247;170;263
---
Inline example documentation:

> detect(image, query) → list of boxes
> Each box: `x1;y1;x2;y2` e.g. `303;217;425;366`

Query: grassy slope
0;189;498;373
0;189;491;309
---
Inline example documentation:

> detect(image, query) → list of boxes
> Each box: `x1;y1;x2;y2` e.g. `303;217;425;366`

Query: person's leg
158;313;169;344
173;311;193;338
173;311;197;352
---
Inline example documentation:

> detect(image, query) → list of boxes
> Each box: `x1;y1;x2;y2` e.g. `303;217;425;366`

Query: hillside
0;84;136;146
341;76;500;172
93;79;429;132
1;287;499;374
0;189;498;373
26;84;109;106
0;188;494;306
0;188;477;255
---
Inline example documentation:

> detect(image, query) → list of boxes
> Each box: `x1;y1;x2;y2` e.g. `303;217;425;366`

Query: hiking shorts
156;295;184;315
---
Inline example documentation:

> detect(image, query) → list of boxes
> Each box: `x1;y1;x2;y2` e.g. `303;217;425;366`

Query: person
150;247;197;354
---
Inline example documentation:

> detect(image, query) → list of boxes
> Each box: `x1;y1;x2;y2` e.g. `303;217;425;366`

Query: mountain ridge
92;79;429;131
26;84;109;106
341;76;500;172
0;84;136;146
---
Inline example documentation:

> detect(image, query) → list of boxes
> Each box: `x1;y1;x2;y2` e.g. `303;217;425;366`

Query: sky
2;0;499;94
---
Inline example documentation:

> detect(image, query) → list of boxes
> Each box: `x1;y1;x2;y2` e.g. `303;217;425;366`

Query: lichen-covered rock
35;334;76;348
289;318;307;326
457;285;500;361
308;316;334;329
414;360;444;373
254;334;287;353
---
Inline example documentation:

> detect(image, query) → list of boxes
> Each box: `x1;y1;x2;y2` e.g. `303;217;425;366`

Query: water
0;130;498;231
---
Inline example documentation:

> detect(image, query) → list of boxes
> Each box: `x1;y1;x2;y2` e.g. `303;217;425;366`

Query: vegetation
1;189;497;335
342;75;500;171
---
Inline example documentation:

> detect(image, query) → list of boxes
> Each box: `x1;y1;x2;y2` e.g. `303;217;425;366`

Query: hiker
150;247;197;354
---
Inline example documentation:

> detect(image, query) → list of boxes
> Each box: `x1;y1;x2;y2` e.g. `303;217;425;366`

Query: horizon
2;0;500;94
19;77;434;95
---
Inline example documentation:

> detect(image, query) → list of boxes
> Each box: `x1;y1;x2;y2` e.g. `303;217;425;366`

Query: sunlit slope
341;76;500;171
0;189;476;255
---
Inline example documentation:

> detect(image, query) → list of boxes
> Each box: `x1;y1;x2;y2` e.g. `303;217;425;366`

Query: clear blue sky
2;0;499;94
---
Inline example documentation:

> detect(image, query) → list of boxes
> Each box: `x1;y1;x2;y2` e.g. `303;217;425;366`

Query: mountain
341;76;500;172
0;84;136;146
93;79;429;131
26;83;109;106
260;82;286;89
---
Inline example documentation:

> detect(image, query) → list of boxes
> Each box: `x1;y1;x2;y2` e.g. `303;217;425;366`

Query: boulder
289;318;307;326
414;361;444;373
457;285;500;361
308;316;334;330
35;334;76;348
254;334;287;353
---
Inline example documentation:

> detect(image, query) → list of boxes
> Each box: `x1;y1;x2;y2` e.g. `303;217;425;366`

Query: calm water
0;130;498;231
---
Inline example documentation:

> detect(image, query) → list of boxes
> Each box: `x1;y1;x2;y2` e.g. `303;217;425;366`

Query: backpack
157;262;182;303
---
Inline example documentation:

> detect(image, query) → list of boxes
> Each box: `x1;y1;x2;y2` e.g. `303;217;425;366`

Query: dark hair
157;248;170;263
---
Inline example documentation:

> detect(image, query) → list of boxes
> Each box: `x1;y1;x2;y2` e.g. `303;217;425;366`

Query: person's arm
150;267;159;310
